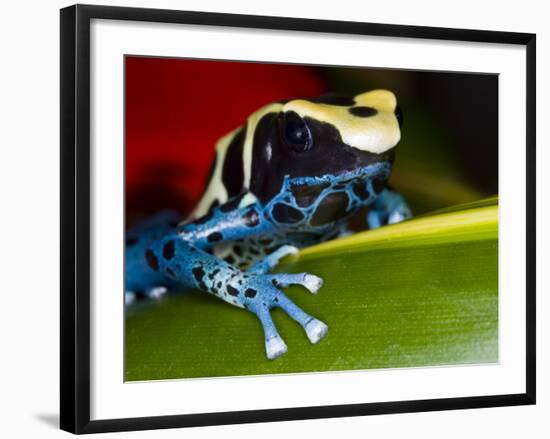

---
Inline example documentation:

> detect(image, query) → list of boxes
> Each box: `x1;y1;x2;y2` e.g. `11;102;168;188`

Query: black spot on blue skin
145;250;159;271
243;208;260;227
192;266;205;283
217;281;222;288
306;94;355;106
249;247;260;256
372;179;385;194
162;240;175;260
227;285;239;297
353;181;370;200
272;203;304;223
233;245;243;257
135;289;146;299
245;288;257;298
349;106;378;118
166;267;175;278
126;237;138;247
211;269;220;277
272;279;279;287
310;192;350;226
207;232;223;243
224;255;235;264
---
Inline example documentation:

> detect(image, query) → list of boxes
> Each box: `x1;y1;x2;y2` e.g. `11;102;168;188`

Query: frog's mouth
286;161;392;214
289;161;391;189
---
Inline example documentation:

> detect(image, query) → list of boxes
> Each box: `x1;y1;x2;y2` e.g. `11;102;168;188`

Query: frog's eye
282;111;313;153
394;105;403;128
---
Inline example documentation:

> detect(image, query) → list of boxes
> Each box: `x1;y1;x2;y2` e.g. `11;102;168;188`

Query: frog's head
249;90;403;206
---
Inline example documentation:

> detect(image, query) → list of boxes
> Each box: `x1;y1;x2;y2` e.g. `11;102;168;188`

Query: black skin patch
353;181;371;200
166;267;175;278
306;94;356;106
291;182;330;208
233;245;243;257
192;210;214;226
192;266;205;283
222;127;246;198
126;237;138;247
349;106;378;118
272;203;305;223
310;192;350;226
220;192;246;213
227;285;239;297
145;250;159;271
272;279;279;287
162;240;175;260
208;199;220;213
249;247;260;256
207;232;223;243
243;208;260;227
372;178;386;194
244;288;257;298
224;255;235;264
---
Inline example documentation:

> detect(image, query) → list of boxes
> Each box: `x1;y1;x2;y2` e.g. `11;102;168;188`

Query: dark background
125;57;498;225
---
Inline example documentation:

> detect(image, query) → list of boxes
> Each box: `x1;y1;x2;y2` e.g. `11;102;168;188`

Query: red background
125;57;327;222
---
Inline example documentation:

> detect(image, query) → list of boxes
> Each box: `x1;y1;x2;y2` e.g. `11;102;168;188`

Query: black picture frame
60;4;536;434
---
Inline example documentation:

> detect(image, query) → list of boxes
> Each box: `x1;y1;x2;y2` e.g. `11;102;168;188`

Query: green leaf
125;197;498;381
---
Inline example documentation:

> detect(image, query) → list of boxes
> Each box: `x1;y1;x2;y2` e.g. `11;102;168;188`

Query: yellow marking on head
242;102;284;187
189;127;238;219
283;89;400;154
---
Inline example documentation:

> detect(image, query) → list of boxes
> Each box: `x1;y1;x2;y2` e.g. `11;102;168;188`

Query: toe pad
304;318;329;344
266;335;288;360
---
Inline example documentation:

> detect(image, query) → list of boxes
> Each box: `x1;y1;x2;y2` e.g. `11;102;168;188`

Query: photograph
123;56;499;381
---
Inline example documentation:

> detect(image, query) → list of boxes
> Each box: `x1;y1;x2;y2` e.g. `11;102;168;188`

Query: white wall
0;0;546;437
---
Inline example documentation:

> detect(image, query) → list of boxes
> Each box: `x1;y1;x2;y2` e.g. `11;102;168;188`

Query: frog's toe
388;206;412;224
125;291;136;305
271;272;324;294
147;286;168;299
265;334;288;360
304;317;329;344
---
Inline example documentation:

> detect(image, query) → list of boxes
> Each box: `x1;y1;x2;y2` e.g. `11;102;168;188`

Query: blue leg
128;194;328;359
148;235;328;359
367;187;412;229
125;210;181;303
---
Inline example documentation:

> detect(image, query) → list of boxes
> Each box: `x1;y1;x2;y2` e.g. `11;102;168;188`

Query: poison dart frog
125;90;412;359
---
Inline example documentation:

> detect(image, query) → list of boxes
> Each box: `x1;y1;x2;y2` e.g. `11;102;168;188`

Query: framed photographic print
60;4;536;434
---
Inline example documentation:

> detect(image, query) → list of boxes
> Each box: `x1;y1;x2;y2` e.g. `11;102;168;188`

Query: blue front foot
245;244;327;358
241;270;327;359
